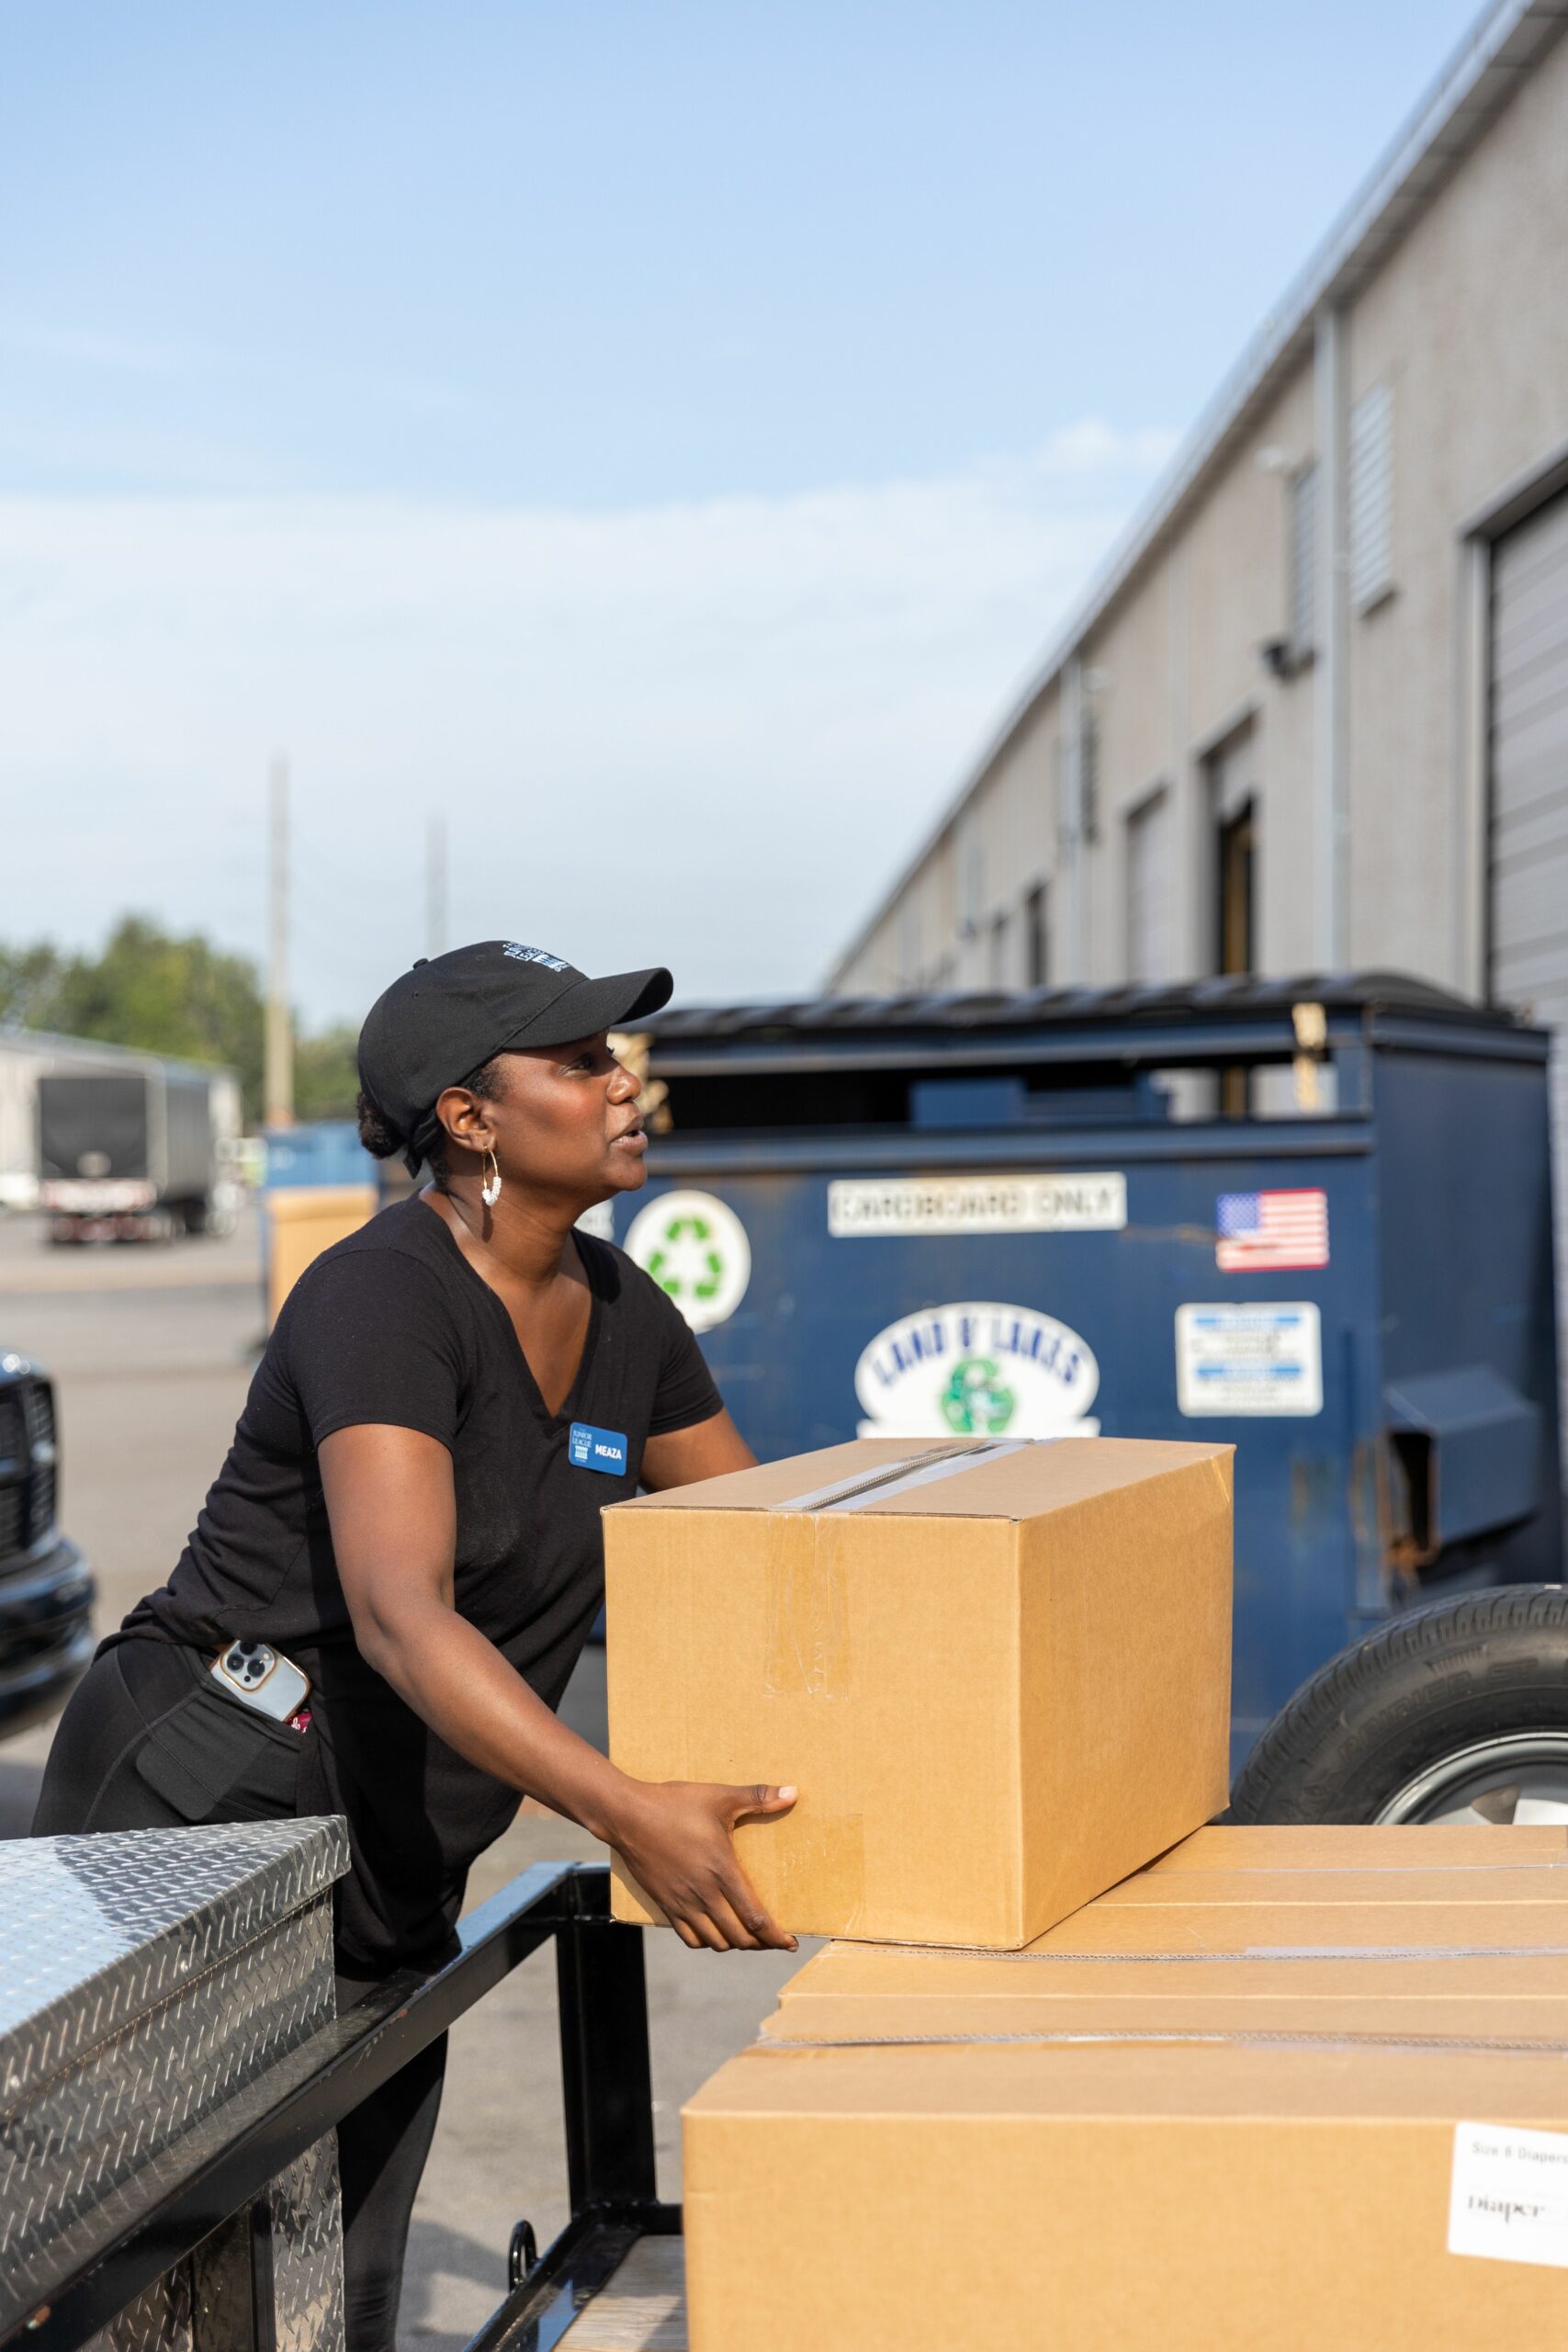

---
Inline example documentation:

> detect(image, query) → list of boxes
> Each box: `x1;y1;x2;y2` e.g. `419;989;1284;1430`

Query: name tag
568;1421;629;1476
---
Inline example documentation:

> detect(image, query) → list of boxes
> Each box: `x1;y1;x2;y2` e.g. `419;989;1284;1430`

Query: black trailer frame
7;1862;677;2352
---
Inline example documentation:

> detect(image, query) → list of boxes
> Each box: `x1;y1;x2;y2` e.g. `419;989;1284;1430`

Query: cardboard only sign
604;1435;1234;1949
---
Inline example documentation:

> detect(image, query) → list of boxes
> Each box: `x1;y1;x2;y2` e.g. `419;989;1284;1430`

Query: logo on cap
503;943;568;970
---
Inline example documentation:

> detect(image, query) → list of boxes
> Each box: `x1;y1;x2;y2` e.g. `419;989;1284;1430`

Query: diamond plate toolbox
0;1816;350;2335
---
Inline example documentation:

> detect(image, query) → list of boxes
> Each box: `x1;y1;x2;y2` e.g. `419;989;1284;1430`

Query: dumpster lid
640;972;1526;1046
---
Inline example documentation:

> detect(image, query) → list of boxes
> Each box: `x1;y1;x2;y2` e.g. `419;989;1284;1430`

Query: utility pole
265;757;294;1127
426;812;447;961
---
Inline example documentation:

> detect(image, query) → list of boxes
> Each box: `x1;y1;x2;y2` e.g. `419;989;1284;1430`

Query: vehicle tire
1230;1586;1568;1826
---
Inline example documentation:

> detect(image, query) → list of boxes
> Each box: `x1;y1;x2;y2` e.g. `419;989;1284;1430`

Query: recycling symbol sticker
941;1356;1016;1436
624;1189;751;1334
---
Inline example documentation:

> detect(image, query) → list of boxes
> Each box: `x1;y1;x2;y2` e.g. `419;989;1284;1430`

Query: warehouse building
829;0;1568;1086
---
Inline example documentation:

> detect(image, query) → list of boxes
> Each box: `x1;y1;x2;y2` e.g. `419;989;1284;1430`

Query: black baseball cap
358;939;672;1171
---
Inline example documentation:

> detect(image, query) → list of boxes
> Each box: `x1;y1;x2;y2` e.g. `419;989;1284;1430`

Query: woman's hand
608;1779;799;1951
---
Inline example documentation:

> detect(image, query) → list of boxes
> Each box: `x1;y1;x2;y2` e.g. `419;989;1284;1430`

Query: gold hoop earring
481;1148;502;1209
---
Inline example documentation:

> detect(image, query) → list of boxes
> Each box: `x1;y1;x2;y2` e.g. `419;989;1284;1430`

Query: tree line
0;916;359;1127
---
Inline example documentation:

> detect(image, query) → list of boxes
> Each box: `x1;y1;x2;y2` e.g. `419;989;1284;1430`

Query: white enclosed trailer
0;1027;240;1236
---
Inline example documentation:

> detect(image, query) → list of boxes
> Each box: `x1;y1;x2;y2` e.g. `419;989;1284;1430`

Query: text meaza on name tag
568;1421;629;1476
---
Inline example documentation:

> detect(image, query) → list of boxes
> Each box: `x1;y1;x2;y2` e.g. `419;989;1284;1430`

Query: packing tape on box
764;1512;853;1699
760;1441;1027;1702
1143;1858;1568;1878
761;1438;1032;1702
857;1940;1568;1962
1247;1943;1568;1960
766;1440;1028;1518
754;2024;1568;2056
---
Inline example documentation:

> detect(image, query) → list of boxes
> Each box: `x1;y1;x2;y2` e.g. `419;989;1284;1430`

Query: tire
1230;1586;1568;1826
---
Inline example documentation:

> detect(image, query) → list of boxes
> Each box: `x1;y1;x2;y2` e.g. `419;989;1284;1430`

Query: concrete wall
831;28;1568;1001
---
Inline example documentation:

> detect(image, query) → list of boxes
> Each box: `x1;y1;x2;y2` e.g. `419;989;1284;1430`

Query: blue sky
2;0;1487;1020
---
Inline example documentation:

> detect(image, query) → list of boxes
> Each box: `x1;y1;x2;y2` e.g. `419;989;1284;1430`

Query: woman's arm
640;1406;755;1489
318;1421;795;1953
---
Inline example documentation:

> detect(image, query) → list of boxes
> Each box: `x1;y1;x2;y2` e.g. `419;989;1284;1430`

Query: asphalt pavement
0;1205;807;2349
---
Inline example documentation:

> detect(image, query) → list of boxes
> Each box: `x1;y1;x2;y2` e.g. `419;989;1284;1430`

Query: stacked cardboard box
683;1825;1568;2348
606;1436;1235;1946
607;1442;1568;2339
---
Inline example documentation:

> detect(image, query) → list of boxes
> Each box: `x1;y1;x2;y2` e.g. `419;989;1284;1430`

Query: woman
33;938;796;2352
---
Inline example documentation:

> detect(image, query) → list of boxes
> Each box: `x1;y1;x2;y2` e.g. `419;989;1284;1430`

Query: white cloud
0;419;1176;1023
0;315;184;375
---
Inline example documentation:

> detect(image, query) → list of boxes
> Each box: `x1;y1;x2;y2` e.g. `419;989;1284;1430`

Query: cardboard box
683;2039;1568;2350
605;1435;1234;1946
765;1821;1568;2032
684;1826;1568;2348
1135;1822;1568;1872
773;1823;1568;1955
264;1182;376;1325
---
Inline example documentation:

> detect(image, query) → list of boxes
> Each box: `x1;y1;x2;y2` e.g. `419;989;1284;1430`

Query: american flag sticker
1215;1189;1329;1272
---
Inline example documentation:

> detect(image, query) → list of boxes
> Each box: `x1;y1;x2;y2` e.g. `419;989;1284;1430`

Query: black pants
32;1642;445;2352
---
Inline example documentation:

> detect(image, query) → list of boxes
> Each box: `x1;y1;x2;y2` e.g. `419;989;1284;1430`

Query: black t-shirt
121;1194;722;1967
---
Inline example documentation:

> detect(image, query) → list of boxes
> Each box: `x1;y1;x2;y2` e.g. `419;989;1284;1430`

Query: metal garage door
1126;786;1175;982
1490;487;1568;1439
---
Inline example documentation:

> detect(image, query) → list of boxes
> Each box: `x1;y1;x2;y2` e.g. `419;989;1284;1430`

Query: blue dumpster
260;1121;378;1189
609;976;1562;1770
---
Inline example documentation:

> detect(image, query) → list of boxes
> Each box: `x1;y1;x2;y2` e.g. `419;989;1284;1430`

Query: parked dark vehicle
0;1350;95;1735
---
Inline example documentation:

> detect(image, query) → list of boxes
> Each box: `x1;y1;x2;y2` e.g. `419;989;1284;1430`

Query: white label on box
828;1172;1126;1238
1449;2122;1568;2267
1175;1303;1323;1417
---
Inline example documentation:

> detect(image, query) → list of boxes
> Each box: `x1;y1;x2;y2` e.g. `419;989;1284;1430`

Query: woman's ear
434;1084;493;1156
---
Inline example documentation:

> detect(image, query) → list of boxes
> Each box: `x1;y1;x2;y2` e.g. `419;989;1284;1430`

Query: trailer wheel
1230;1587;1568;1826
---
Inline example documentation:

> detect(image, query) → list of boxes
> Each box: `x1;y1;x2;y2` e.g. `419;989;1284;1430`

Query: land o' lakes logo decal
624;1189;751;1334
854;1302;1100;1439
